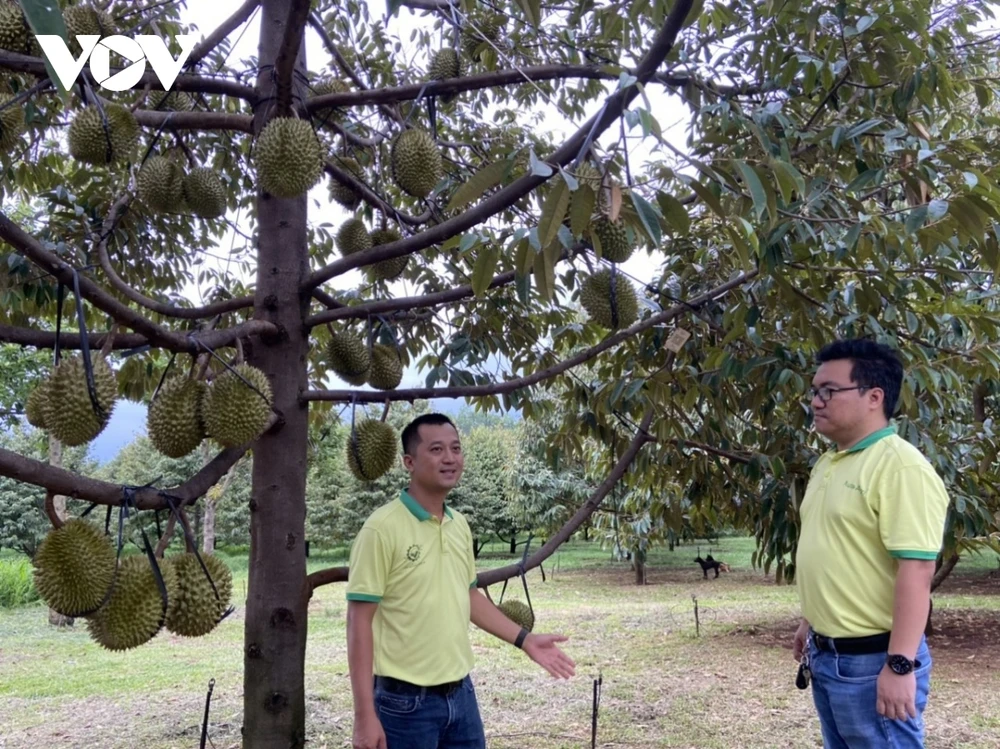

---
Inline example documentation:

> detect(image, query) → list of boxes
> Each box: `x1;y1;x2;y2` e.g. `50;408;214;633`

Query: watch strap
514;627;529;649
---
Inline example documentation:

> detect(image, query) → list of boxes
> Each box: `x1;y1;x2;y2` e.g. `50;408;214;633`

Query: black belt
812;630;891;655
374;674;465;696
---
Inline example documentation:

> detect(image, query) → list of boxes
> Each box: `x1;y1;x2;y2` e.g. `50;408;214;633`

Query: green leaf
538;179;570;250
514;238;533;276
533;240;560;302
446;160;511;211
905;205;928;235
471;245;500;297
529;149;553;177
631;192;662;246
735;160;769;221
657;193;691;235
19;0;71;103
687;180;727;218
570;184;596;237
725;226;752;270
927;199;949;222
513;0;542;27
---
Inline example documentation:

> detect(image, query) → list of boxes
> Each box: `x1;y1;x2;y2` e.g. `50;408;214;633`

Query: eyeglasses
809;386;866;403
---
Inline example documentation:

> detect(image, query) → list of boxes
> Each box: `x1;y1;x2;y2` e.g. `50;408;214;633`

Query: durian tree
1;0;1000;745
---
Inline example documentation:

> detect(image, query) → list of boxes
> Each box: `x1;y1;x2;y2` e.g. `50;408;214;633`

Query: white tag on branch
664;327;691;352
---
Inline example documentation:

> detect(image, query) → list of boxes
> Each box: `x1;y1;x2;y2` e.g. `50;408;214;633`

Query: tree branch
324;160;431;226
185;0;261;69
0;416;277;510
0;52;256;100
0;210;277;352
274;0;313;115
95;195;253;319
0;323;147;350
305;270;757;403
304;0;696;291
306;405;656;592
132;110;253;132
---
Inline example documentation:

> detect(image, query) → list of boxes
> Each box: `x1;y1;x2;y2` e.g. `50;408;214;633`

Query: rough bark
46;435;73;628
242;2;311;745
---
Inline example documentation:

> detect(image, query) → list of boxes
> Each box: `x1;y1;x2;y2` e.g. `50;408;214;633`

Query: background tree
0;0;998;746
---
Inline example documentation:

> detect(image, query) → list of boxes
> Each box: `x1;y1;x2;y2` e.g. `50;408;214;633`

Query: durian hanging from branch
253;116;325;198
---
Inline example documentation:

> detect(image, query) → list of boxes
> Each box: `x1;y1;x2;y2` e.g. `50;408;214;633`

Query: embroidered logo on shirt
844;481;866;497
406;544;422;562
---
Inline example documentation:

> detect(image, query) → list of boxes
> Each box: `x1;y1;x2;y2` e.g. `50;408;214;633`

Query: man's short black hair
816;338;904;419
401;413;458;456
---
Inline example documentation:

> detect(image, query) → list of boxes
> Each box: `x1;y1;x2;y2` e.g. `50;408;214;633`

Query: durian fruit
148;90;195;112
137;155;186;212
428;48;462;80
183;167;227;219
32;518;116;618
390;128;443;199
336;217;372;257
0;2;35;55
67;103;140;166
367;344;403;390
147;377;206;458
201;363;273;447
461;13;507;61
368;227;409;281
328;157;363;209
580;268;639;330
311;78;349;122
24;378;49;429
254;117;324;198
87;554;178;651
64;4;114;38
346;419;398;481
327;331;370;386
0;92;25;150
588;217;634;263
498;599;534;631
41;353;118;447
165;552;233;637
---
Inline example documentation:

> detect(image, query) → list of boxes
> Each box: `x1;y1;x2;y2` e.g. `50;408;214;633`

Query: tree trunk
47;435;73;627
925;553;960;636
243;3;311;744
203;499;216;556
634;558;646;585
509;536;517;554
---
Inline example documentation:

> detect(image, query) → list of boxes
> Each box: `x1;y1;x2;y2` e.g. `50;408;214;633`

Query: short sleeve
346;526;392;602
876;464;949;560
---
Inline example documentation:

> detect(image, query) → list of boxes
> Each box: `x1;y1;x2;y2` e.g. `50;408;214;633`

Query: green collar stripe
845;425;896;453
400;489;453;520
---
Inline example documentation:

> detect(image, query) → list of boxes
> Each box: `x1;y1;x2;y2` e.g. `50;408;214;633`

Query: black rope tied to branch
498;534;534;621
200;678;216;749
122;483;171;627
53;268;106;422
189;335;271;409
347;393;373;481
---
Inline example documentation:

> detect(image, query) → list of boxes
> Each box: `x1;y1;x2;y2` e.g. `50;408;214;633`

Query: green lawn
0;537;997;748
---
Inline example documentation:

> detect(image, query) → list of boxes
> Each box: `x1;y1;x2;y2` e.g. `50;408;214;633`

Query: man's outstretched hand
523;633;576;679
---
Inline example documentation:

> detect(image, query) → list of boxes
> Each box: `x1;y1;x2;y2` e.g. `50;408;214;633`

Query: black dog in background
694;553;730;578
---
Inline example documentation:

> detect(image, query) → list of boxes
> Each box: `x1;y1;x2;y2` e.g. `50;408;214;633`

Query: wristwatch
886;654;919;675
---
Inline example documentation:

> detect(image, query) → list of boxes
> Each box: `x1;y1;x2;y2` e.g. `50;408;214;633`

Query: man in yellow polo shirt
793;339;949;748
346;413;576;749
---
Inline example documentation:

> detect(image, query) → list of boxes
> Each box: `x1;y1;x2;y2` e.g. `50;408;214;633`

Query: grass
0;557;39;608
0;537;997;748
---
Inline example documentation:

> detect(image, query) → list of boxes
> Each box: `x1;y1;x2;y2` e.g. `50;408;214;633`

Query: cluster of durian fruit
24;352;274;456
497;598;534;631
33;516;233;651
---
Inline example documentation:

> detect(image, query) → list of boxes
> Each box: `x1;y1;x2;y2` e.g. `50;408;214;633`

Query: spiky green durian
201;363;273;447
588;217;634;263
461;13;506;60
428;48;462;80
498;599;534;631
41;353;117;447
579;268;638;330
148;90;195;112
390;128;442;199
165;552;233;637
0;2;34;55
311;78;349;122
0;92;25;150
183;167;227;218
147;377;206;458
367;344;403;390
64;4;114;38
368;227;409;281
67;103;140;165
32;518;116;618
327;331;370;386
336;217;372;257
137;156;186;212
253;117;324;198
24;378;49;429
328;156;363;209
86;554;178;651
346;419;398;481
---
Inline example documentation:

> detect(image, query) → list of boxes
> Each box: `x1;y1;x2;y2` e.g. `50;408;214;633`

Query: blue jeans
808;634;932;748
375;674;486;748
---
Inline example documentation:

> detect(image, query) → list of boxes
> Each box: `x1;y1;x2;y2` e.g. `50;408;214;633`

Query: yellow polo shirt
795;425;949;638
346;490;478;686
